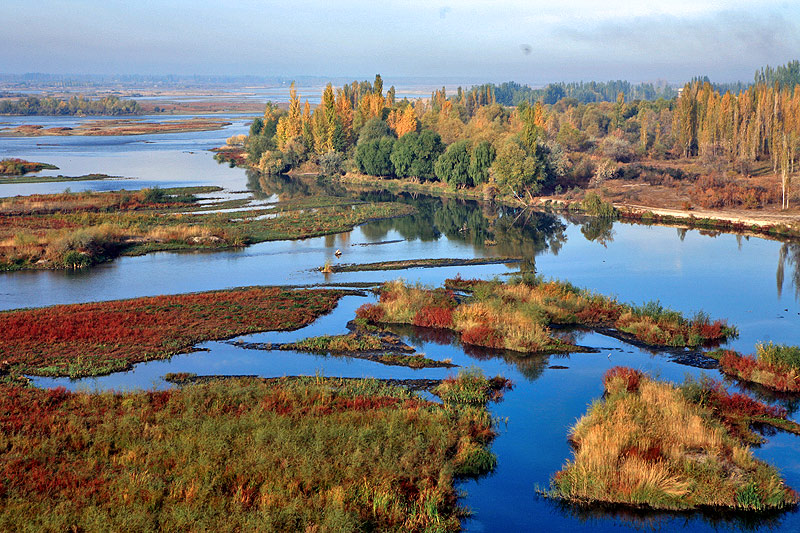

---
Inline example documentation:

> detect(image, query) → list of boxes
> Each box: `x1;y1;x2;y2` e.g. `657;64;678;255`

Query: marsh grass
708;344;800;393
548;369;798;511
433;367;513;407
357;278;734;353
0;188;414;271
0;287;343;378
0;377;501;531
288;333;383;352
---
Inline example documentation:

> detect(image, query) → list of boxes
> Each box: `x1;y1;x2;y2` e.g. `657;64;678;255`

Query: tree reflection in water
777;243;800;301
249;171;800;304
354;190;568;274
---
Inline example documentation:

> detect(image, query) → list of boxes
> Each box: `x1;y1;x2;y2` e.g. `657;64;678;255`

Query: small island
0;158;58;175
546;368;799;511
0;117;232;137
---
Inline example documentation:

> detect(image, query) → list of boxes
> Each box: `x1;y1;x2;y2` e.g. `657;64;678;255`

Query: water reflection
354;191;568;272
564;214;616;247
777;243;800;300
246;172;570;274
387;323;550;381
245;169;348;200
547;498;791;532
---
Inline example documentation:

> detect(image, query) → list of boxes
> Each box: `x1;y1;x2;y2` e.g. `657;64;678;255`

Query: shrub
460;325;503;349
756;342;800;370
413;306;454;329
61;250;91;269
603;366;643;393
581;192;617;218
142;186;167;204
355;303;385;323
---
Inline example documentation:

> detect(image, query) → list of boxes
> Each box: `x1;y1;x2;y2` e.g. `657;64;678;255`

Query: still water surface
4;117;800;532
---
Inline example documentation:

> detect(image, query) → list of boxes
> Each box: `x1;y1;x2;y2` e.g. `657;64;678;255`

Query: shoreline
334;172;800;241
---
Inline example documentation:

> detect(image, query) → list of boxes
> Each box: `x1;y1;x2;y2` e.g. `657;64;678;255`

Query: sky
4;0;800;85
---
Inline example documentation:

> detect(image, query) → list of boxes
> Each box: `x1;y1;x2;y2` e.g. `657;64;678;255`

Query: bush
142;187;167;204
600;136;634;162
61;250;91;269
412;306;454;328
603;366;643;393
757;342;800;370
318;151;344;176
355;303;385;323
581;192;617;218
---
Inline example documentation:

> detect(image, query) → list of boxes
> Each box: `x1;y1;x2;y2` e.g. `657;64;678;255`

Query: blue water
4;117;800;532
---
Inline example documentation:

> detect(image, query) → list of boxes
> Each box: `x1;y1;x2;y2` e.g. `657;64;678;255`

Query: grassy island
0;373;505;531
0;118;231;137
233;328;456;369
548;368;799;511
0;158;58;175
0;287;344;378
709;343;800;393
0;187;414;271
0;172;120;185
355;277;736;354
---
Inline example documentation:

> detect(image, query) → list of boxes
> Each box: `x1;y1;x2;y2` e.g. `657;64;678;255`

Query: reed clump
549;369;798;511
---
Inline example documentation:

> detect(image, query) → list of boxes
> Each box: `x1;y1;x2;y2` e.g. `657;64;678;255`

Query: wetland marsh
3;113;800;531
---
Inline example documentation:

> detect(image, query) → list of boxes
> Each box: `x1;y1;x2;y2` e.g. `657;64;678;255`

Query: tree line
673;80;800;208
244;60;800;207
0;95;142;116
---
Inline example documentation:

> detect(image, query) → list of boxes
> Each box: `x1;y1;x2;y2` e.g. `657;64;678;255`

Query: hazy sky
4;0;799;84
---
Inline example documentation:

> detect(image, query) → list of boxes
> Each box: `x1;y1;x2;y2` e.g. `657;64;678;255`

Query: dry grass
550;370;798;511
358;278;734;354
0;188;414;271
359;280;568;353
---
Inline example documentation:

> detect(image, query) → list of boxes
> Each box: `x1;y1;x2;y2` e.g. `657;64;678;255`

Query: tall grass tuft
548;370;798;511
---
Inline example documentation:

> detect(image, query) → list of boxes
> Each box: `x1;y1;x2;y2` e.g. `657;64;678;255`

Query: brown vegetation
548;369;798;511
0;187;414;271
355;278;736;354
0;118;231;137
709;343;800;393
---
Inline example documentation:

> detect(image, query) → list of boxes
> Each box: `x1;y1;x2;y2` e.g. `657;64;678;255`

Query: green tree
492;136;557;194
391;130;444;181
249;117;264;137
469;141;496;185
357;118;394;145
435;140;472;187
355;137;396;176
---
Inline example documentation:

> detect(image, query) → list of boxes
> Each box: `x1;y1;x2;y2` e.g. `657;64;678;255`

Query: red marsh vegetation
0;287;343;377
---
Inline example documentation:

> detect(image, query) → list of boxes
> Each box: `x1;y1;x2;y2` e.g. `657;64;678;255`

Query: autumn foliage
551;371;798;511
356;277;735;354
603;366;643;393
